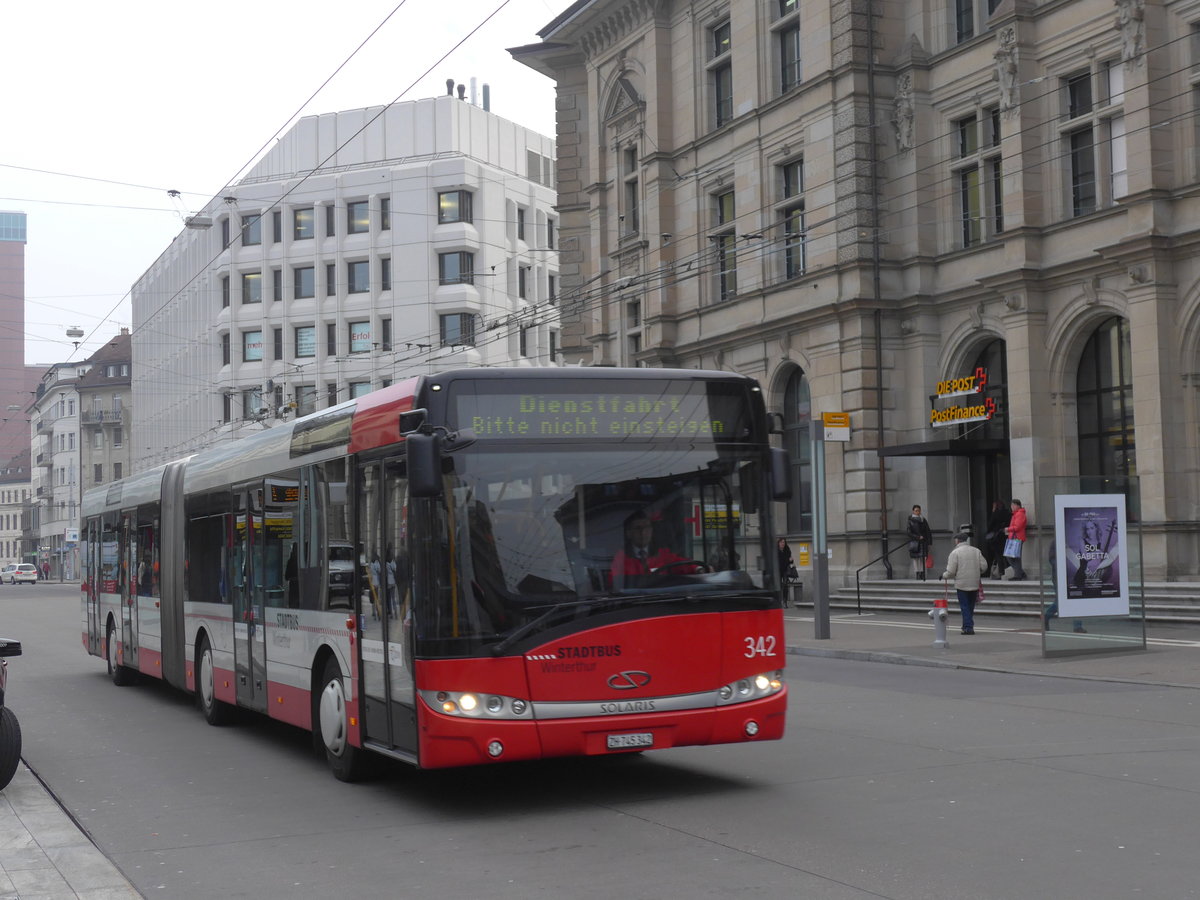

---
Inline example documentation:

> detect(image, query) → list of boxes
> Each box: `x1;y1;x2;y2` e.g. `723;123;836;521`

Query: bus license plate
607;732;653;750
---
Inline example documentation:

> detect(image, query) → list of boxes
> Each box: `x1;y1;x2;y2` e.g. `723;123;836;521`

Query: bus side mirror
770;447;792;501
407;432;443;498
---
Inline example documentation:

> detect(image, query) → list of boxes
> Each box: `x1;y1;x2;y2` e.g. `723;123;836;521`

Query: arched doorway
965;338;1010;539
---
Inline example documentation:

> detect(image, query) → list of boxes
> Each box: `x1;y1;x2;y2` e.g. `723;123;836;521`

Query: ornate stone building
514;0;1200;579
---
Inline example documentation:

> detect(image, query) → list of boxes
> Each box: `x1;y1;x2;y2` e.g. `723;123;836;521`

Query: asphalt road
4;584;1199;899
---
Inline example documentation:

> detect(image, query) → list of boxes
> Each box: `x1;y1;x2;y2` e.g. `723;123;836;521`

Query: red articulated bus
81;367;790;779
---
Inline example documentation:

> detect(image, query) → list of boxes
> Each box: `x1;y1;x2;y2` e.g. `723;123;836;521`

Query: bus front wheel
197;636;232;726
317;657;366;782
106;622;135;686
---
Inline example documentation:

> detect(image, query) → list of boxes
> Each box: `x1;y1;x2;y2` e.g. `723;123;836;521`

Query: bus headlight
421;690;532;719
715;670;784;706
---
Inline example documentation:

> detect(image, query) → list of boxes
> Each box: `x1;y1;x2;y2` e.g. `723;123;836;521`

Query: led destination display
452;384;750;441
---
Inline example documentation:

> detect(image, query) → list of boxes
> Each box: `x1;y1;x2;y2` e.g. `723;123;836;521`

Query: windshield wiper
491;598;615;656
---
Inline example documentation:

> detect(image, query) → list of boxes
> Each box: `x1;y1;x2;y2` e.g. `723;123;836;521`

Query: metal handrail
855;541;911;615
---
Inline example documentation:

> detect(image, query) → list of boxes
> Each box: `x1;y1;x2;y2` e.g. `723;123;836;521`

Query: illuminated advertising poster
1054;494;1130;617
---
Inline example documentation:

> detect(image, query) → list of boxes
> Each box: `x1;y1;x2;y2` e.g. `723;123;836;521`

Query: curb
785;643;1200;690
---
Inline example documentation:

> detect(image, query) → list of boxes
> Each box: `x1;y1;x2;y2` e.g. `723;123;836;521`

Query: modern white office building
131;93;559;471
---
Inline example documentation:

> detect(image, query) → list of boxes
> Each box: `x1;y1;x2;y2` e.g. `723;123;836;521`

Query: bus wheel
0;707;21;791
106;622;136;686
317;657;365;782
197;636;232;726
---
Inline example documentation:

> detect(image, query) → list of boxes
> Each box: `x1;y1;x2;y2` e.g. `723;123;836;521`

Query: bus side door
356;459;417;759
231;487;267;713
119;512;138;669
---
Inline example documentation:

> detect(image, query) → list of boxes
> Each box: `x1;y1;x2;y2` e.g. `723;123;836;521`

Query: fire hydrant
929;585;950;649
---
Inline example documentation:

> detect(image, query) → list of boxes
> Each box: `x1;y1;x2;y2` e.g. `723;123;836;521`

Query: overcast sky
1;0;564;366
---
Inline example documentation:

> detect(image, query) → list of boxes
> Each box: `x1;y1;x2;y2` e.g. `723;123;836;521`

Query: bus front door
231;495;267;713
356;460;417;760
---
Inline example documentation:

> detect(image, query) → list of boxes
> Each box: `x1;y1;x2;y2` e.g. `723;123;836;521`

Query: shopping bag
976;583;985;604
925;554;934;570
1003;537;1022;558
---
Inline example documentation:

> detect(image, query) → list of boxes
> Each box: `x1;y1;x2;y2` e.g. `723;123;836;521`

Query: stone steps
804;580;1200;624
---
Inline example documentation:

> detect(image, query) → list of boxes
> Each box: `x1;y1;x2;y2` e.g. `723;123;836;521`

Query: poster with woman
1054;494;1129;617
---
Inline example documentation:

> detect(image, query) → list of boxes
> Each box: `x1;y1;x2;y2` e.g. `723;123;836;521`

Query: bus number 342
744;636;778;658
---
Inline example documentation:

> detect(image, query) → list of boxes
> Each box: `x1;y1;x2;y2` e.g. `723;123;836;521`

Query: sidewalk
0;764;139;900
785;607;1200;688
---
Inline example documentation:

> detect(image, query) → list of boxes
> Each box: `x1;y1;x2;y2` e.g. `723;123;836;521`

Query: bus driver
610;511;704;586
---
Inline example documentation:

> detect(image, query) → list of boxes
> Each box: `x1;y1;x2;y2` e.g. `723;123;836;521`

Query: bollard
928;585;950;649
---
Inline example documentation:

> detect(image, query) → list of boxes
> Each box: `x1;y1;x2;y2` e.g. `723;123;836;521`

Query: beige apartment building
514;0;1200;580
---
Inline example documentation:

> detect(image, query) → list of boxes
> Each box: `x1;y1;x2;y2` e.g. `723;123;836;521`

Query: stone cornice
569;0;669;61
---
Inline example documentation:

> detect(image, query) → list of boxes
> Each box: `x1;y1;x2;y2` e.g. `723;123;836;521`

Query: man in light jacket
941;532;988;635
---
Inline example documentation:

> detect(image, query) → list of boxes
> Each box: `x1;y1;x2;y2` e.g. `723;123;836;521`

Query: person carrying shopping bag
1004;498;1028;580
942;532;988;634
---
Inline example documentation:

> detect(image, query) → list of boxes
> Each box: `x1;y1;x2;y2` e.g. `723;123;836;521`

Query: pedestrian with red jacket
1004;498;1028;581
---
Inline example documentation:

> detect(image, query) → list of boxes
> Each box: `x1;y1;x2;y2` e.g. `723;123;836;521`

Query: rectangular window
325;205;336;237
327;383;338;408
780;23;801;93
221;333;231;366
347;260;369;293
241;214;262;246
547;218;556;249
242;388;263;420
381;257;391;291
517;207;526;241
710;21;733;129
957;114;979;157
783;205;805;278
440;313;475;346
273;327;283;361
380;196;391;230
960;165;982;247
93;431;102;449
347;200;369;234
272;210;282;243
548;274;557;304
295;326;316;358
243;330;264;362
113;462;122;480
294;266;315;299
325;263;337;296
221;275;230;308
956;0;974;42
349;382;372;399
438;190;473;223
988;157;1004;234
438;251;474;285
713;190;736;301
241;271;262;304
1070;126;1097;216
113;428;122;448
294;208;314;240
349;321;372;353
326;323;337;357
518;266;528;299
94;464;102;484
519;327;529;357
272;268;282;302
273;385;283;412
221;218;231;250
1067;71;1093;118
296;385;317;418
381;318;392;351
623;146;639;235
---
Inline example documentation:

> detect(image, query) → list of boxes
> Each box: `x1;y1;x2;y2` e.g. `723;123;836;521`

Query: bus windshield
421;442;773;653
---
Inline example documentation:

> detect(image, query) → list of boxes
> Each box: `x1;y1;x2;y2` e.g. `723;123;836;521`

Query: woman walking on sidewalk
942;531;988;634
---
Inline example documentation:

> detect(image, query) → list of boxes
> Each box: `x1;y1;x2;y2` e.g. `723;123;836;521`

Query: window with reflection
783;368;812;533
1077;317;1135;479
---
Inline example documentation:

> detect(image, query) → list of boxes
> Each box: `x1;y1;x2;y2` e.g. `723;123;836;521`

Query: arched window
1077;317;1135;478
783;368;812;533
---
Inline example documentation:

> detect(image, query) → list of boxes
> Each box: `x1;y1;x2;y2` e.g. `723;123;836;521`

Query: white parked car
7;565;38;585
0;566;14;583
